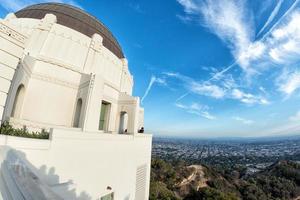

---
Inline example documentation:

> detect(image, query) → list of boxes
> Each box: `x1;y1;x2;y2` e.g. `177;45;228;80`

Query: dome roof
15;3;124;58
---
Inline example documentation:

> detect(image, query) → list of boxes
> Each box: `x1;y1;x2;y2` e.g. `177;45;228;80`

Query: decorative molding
36;55;83;74
31;73;79;90
0;22;27;44
49;29;90;47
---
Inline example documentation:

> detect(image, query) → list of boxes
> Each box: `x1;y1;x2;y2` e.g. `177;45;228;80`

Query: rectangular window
101;193;114;200
99;101;110;131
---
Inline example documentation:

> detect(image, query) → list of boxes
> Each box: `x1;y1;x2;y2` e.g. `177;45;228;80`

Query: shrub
0;121;49;139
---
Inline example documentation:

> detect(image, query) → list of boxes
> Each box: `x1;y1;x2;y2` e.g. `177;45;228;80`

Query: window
99;101;110;131
101;192;114;200
73;98;82;128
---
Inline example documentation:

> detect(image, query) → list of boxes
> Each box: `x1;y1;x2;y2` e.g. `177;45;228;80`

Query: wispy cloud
290;110;300;121
0;0;81;12
165;72;269;105
129;3;145;14
164;72;226;99
261;0;300;40
175;102;216;120
263;122;300;136
176;14;196;24
231;89;270;105
232;116;254;125
175;93;189;102
177;0;300;100
190;82;225;99
177;0;261;74
268;11;300;65
177;0;200;14
277;69;300;97
141;75;166;103
257;0;284;37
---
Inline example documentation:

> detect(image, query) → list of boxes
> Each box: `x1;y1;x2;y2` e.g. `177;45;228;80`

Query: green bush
0;122;49;139
184;188;239;200
150;181;179;200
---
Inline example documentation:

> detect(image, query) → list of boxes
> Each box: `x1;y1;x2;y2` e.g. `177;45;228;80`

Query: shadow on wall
0;148;92;200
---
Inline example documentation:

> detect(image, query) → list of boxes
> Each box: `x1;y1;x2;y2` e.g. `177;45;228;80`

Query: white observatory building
0;3;152;200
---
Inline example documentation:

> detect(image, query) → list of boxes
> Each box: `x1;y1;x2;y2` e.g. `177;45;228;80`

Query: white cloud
231;89;270;105
177;0;300;103
261;0;300;40
0;0;81;12
257;0;284;37
277;70;300;96
232;116;254;125
164;72;226;99
154;77;167;85
263;122;300;136
290;110;300;121
268;11;300;65
129;3;145;14
141;75;167;103
177;0;200;14
190;82;225;99
177;0;300;74
177;0;260;73
165;72;270;105
176;14;196;24
259;86;267;94
175;93;189;102
239;41;266;71
201;111;216;120
175;102;216;120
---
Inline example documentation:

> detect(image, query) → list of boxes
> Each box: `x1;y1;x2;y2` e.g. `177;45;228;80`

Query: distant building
0;3;151;200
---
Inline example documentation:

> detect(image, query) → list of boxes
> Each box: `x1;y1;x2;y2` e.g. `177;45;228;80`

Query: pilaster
82;74;104;131
24;14;57;57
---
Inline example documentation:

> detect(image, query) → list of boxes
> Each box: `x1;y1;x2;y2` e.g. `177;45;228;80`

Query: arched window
73;98;82;128
119;111;128;134
11;84;25;118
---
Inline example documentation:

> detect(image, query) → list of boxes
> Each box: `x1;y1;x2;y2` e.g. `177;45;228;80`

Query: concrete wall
0;129;152;200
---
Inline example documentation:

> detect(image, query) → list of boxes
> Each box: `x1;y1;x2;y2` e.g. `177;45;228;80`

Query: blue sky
1;0;300;138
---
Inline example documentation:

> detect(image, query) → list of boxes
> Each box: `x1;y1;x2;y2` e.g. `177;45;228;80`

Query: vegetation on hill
150;158;300;200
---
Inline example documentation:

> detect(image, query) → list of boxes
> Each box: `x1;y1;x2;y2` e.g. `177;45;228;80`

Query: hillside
150;158;300;200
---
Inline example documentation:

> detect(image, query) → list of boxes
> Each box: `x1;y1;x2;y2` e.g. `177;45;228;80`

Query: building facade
0;3;151;200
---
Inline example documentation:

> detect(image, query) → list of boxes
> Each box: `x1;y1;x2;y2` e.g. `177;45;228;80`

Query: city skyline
1;0;300;138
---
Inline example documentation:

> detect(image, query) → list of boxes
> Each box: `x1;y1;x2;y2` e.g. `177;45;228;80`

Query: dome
15;3;124;59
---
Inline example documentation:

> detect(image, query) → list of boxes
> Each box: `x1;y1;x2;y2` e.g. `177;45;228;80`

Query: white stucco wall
0;129;152;200
0;19;26;124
